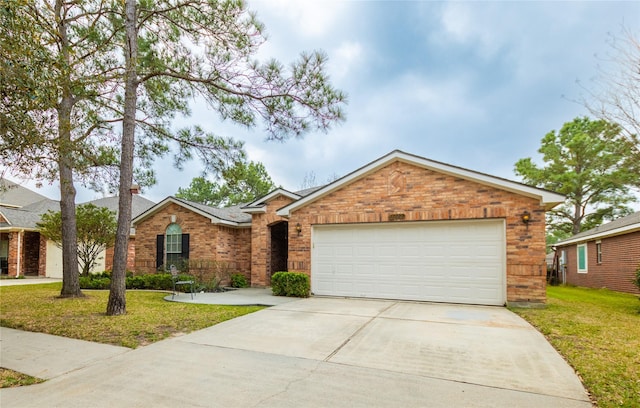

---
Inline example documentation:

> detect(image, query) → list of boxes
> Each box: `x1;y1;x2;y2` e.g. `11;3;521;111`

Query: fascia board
242;189;301;209
132;197;241;227
277;150;565;216
240;207;267;214
556;223;640;246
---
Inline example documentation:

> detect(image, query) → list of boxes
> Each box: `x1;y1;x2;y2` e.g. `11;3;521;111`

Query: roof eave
240;206;267;214
242;188;301;209
556;223;640;246
0;226;39;232
277;150;567;216
132;196;252;227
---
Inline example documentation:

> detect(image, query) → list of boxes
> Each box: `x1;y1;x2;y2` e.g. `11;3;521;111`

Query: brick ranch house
134;150;564;306
0;178;155;278
554;211;640;295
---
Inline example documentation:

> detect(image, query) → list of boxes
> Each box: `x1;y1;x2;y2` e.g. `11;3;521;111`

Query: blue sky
7;1;640;204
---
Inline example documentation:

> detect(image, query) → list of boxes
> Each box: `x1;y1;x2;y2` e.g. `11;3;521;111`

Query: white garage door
311;220;506;306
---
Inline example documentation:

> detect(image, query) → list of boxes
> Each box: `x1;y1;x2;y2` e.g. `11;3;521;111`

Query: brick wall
287;161;548;304
104;237;136;271
134;202;252;280
561;231;640;294
7;231;19;276
250;196;293;286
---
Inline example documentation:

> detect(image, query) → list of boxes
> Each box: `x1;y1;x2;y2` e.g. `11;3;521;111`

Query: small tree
38;204;117;276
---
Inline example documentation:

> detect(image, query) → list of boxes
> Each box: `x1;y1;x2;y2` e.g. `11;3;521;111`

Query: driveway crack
323;301;398;362
250;359;322;407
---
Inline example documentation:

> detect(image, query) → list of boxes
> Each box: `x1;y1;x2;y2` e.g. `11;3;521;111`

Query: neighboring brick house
134;150;564;306
0;178;154;278
554;211;640;294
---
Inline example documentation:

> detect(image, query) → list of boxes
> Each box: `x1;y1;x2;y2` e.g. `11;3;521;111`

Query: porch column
7;231;23;277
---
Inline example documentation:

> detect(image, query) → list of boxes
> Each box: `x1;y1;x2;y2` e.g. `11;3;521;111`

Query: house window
165;223;182;267
156;224;190;270
0;237;8;275
577;243;588;273
596;241;602;264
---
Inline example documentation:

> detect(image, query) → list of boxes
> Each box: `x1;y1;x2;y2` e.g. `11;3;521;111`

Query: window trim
165;223;182;267
577;243;588;274
595;240;602;264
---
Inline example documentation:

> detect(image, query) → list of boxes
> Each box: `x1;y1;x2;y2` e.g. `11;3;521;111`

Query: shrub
271;272;310;298
127;275;146;290
633;264;640;293
230;273;248;288
79;276;110;290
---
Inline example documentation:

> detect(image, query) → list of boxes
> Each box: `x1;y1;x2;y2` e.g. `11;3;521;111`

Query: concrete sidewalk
0;298;592;408
0;278;61;286
0;327;130;379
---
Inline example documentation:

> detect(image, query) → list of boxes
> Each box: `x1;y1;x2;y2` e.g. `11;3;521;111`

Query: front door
269;221;288;277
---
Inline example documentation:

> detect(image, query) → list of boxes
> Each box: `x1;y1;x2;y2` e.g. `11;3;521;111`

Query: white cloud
250;0;350;38
330;41;364;81
370;73;485;123
437;2;507;59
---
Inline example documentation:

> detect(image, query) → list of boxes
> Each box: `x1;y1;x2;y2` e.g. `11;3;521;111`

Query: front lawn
511;286;640;408
0;283;263;349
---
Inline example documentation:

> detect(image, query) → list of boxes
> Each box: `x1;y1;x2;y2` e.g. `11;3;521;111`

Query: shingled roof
132;196;252;226
556;211;640;246
0;179;49;208
0;184;157;231
81;196;156;219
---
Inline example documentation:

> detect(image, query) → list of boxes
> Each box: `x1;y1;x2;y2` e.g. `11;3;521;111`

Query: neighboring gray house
0;178;155;277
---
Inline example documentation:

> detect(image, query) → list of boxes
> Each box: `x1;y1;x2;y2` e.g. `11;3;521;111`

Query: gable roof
0;199;59;230
0;178;49;208
241;186;322;214
81;196;156;219
132;196;252;226
241;188;302;213
555;211;640;246
276;150;566;217
0;190;156;231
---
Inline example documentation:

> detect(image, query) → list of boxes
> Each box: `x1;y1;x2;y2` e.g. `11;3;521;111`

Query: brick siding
134;202;251;282
285;160;548;304
560;231;640;294
104;237;136;272
250;196;293;286
7;231;19;276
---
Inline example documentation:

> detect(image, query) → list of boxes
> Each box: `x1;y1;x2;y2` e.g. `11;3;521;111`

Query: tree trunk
58;136;83;297
56;0;82;298
107;0;138;316
572;200;582;235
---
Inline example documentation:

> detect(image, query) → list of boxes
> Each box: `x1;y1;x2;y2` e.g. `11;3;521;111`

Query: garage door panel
312;220;505;305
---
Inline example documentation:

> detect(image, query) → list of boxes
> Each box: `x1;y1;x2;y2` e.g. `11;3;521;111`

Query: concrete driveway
1;298;591;407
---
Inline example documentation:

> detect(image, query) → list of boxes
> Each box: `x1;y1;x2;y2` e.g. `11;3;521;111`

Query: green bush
230;273;248;288
79;276;111;289
271;271;310;298
127;275;146;290
633;264;640;293
79;272;179;291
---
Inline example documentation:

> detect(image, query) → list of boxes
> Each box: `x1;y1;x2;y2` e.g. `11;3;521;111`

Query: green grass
0;283;263;349
0;368;44;388
511;286;640;408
